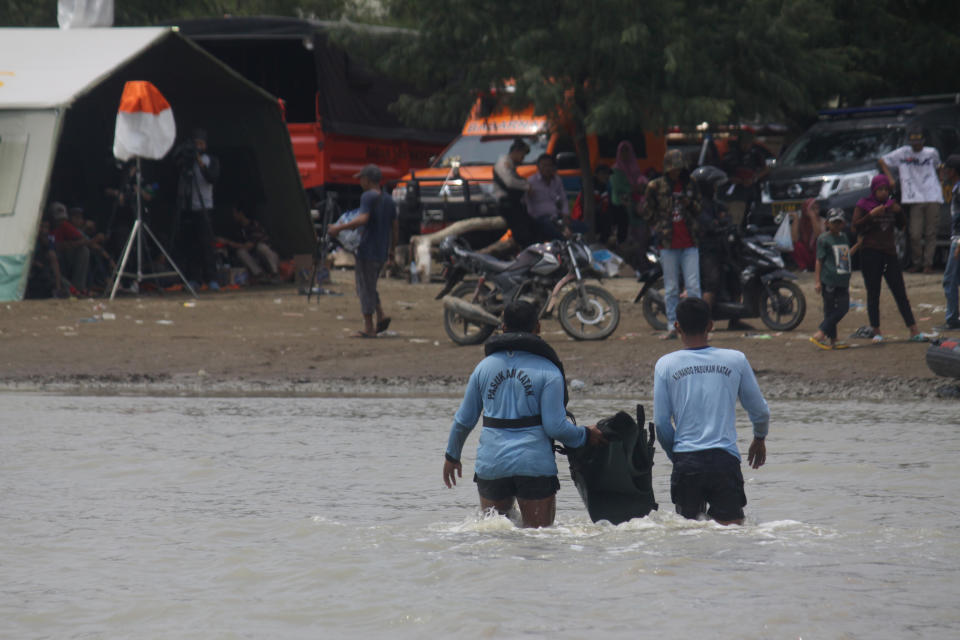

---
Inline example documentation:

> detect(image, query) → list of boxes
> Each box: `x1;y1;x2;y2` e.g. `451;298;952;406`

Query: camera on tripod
171;140;199;173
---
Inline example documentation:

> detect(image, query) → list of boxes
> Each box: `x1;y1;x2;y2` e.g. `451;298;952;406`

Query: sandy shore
2;268;958;400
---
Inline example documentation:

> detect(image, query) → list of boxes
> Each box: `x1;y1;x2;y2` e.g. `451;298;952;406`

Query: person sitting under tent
215;204;281;284
49;202;93;295
69;207;116;292
26;219;67;299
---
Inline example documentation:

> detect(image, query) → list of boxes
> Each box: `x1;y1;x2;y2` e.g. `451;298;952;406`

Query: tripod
307;191;341;301
109;157;196;300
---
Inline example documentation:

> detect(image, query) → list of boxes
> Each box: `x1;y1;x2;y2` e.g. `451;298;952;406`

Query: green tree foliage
833;0;960;105
0;1;346;27
373;0;852;235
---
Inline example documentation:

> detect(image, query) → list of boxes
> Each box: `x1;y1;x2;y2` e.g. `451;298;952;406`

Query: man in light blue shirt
443;300;604;527
654;297;770;525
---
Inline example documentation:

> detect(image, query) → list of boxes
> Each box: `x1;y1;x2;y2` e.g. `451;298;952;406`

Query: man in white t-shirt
879;125;943;273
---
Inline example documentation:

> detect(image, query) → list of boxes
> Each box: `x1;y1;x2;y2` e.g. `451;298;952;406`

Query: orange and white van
391;96;666;240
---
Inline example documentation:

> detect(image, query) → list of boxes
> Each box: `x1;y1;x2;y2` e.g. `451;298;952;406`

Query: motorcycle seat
467;253;515;273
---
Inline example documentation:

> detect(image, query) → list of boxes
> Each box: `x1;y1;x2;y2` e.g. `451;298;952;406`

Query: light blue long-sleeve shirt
654;346;770;462
446;350;587;479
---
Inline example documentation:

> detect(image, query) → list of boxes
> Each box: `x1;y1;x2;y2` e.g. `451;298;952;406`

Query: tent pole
136;157;143;280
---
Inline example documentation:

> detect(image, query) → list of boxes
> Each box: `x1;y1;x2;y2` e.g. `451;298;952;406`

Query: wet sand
1;269;956;400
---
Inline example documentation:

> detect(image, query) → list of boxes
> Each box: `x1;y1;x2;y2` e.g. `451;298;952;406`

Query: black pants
179;209;218;284
598;205;629;244
499;199;536;247
860;247;915;329
818;284;849;340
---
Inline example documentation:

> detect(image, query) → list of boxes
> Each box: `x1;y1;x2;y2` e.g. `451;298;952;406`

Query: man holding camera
177;128;221;291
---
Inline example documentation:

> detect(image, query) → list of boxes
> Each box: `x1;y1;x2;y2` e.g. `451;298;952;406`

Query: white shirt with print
881;145;943;204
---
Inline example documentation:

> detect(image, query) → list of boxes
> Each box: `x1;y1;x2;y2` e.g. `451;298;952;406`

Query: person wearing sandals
810;209;860;349
328;164;397;338
851;174;927;343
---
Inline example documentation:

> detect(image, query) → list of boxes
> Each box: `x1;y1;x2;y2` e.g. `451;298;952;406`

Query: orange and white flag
113;81;176;161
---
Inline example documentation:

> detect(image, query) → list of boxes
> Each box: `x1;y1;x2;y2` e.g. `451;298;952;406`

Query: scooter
634;225;806;331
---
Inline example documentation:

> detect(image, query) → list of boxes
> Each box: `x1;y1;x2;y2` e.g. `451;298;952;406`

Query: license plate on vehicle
771;200;804;222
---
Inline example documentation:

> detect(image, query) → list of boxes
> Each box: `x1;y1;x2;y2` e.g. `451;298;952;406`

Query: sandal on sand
872;334;885;344
809;336;832;350
375;317;392;334
832;341;851;349
908;333;930;343
351;331;377;339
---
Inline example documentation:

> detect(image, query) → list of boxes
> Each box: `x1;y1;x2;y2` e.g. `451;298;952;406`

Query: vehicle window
779;127;902;166
936;127;960;157
433;134;549;167
597;133;647;159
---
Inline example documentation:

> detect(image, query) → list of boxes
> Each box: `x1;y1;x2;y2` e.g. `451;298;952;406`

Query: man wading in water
653;297;770;525
442;300;604;527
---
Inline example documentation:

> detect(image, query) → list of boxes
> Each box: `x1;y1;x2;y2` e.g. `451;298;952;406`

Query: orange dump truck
391;96;666;243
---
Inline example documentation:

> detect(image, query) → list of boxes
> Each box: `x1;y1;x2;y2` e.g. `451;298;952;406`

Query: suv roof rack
818;103;915;119
865;93;960;106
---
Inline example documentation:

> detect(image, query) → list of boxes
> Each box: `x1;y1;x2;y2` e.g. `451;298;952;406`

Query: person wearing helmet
691;166;730;310
643;149;702;339
720;130;772;228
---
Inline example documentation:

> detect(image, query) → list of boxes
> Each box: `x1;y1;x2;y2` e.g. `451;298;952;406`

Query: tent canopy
0;27;313;301
169;16;455;143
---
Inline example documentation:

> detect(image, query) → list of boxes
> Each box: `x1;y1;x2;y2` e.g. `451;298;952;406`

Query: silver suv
758;95;960;265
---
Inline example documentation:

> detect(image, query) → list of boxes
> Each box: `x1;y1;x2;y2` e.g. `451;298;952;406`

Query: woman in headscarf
851;174;926;342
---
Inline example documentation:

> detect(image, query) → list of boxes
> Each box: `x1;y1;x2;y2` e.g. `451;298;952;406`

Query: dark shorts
670;448;746;521
474;474;560;501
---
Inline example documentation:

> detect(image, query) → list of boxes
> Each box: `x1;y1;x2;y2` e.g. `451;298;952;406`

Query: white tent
0;27;312;301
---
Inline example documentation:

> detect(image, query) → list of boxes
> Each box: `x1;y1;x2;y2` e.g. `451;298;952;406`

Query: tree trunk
571;120;595;243
409;216;507;282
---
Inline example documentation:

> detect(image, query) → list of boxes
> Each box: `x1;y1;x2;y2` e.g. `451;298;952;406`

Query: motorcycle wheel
759;279;806;331
443;281;499;346
641;278;668;331
557;284;620;341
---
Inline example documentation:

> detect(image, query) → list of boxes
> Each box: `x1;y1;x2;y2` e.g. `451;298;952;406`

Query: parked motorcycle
436;234;620;345
634;225;806;331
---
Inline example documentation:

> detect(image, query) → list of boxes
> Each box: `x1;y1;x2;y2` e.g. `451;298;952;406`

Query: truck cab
392;97;665;242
